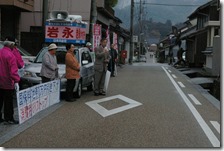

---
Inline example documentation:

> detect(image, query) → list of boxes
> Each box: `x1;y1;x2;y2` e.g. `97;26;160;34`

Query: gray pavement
0;54;221;148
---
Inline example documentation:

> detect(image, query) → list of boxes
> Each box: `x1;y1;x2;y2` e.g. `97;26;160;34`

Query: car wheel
87;77;94;91
75;81;82;98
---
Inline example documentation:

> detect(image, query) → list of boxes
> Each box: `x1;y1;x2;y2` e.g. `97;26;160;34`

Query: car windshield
34;47;79;64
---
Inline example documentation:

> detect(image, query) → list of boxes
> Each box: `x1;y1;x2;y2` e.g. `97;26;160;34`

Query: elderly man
0;40;20;124
94;38;110;96
40;43;59;83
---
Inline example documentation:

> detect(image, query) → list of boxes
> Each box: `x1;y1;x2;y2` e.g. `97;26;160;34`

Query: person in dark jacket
108;44;118;77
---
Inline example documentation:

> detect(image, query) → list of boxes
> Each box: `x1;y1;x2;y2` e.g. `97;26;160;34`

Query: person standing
5;37;24;70
40;43;59;83
0;40;20;124
65;43;80;102
94;38;110;96
86;42;92;52
108;44;118;77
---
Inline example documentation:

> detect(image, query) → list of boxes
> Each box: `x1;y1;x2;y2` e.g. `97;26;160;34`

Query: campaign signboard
17;80;60;124
45;22;86;44
93;24;101;51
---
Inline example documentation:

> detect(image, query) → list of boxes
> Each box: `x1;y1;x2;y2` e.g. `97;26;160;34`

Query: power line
134;2;203;7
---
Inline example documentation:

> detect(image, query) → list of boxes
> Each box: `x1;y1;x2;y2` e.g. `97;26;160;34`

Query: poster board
16;80;60;124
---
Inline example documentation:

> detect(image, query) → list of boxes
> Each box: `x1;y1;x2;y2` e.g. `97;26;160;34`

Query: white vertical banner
113;32;118;50
93;24;102;51
106;27;110;49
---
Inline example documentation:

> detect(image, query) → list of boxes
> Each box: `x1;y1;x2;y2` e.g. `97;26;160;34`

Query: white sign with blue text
17;80;60;124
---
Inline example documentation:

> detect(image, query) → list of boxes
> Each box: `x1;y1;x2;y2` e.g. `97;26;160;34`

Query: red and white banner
93;24;101;51
45;22;86;44
113;32;118;50
106;27;110;50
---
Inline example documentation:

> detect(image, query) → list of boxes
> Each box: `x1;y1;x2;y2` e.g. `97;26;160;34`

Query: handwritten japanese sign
45;22;86;44
17;80;60;124
93;24;101;51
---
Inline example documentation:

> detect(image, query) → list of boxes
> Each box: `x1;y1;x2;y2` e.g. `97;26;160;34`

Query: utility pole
129;0;134;64
42;0;48;44
90;0;97;44
139;0;142;55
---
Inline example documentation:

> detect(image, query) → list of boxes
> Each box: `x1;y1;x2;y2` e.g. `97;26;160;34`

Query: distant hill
113;0;210;44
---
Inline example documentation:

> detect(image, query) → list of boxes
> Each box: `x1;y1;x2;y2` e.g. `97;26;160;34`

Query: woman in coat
65;43;80;102
40;43;59;83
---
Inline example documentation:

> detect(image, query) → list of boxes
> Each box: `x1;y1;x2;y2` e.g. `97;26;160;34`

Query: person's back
0;46;20;89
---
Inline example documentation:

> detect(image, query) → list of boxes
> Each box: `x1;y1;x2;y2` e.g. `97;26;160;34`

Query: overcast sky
115;0;211;9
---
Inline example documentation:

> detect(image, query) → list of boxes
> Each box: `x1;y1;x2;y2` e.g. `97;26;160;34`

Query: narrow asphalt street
0;53;221;148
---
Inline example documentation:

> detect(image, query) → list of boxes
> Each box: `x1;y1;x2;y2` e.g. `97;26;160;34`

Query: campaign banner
106;27;110;50
45;22;86;44
93;24;101;51
17;80;60;124
113;32;118;50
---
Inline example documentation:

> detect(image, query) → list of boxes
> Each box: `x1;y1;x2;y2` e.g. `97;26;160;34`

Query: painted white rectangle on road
168;70;172;73
86;95;142;117
188;94;202;105
178;82;185;88
210;121;220;134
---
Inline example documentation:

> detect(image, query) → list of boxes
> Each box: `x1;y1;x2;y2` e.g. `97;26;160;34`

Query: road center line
210;121;220;134
162;66;220;147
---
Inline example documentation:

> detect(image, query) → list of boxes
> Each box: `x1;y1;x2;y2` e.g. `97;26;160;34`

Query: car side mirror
82;60;88;65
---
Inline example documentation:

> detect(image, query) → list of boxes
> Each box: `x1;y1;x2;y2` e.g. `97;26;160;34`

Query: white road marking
178;82;185;88
86;95;142;117
172;74;177;78
210;121;220;134
188;94;202;105
162;66;220;147
168;70;172;73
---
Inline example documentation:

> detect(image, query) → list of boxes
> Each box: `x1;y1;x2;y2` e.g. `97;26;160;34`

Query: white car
21;46;95;98
139;55;147;62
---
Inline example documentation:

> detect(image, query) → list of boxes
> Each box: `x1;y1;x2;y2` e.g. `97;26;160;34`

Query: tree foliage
106;0;118;7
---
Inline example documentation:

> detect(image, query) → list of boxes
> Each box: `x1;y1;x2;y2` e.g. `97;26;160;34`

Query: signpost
45;22;86;44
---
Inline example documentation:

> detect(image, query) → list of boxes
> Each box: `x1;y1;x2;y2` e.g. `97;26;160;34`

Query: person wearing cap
86;42;92;52
40;43;59;83
65;43;80;102
0;40;20;124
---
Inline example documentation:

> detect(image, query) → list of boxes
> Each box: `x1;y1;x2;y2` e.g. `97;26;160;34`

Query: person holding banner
40;43;59;83
0;40;20;124
94;38;110;96
65;43;80;102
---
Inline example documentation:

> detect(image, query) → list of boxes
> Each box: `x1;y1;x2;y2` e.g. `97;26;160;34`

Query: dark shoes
94;92;99;96
4;119;19;125
99;91;106;96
